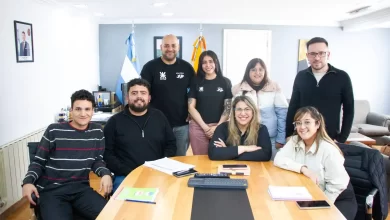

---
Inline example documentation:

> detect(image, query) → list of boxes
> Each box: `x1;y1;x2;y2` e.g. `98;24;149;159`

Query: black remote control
194;173;230;178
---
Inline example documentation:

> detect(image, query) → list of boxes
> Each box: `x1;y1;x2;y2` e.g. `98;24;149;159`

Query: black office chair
338;143;388;220
27;142;107;220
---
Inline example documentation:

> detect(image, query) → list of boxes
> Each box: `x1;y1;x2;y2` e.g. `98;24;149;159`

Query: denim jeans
173;124;189;156
270;137;278;160
112;175;125;193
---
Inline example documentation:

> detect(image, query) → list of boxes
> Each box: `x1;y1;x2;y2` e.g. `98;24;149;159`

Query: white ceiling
35;0;390;28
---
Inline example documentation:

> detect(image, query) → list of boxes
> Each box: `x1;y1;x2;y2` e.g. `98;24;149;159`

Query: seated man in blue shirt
104;78;177;192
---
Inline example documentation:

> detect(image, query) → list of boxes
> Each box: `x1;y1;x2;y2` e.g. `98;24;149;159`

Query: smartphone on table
173;169;197;177
296;200;331;209
222;164;248;169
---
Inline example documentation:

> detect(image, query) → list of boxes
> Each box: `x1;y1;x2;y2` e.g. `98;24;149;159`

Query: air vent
347;5;371;14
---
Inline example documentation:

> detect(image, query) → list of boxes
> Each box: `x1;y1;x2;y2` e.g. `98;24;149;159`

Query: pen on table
125;199;156;204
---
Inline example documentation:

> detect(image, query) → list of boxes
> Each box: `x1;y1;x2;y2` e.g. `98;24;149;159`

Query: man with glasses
286;37;354;143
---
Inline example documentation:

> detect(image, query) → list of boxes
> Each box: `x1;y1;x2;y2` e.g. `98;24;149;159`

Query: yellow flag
191;36;207;73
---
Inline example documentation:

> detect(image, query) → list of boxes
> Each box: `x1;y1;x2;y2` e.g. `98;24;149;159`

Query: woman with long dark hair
188;50;233;155
232;58;288;159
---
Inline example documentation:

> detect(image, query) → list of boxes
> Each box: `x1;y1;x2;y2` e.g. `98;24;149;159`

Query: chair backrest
337;143;388;220
353;100;371;125
27;142;39;164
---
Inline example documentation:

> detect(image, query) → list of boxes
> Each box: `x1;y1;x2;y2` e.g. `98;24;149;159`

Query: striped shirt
22;122;111;191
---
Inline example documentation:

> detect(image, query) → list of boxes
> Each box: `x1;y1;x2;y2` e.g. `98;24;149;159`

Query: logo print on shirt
160;72;166;80
199;87;204;92
176;72;184;79
217;87;224;92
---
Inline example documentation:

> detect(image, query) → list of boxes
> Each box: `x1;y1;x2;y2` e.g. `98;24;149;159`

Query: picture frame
93;91;112;107
14;20;34;63
154;36;182;59
297;39;309;72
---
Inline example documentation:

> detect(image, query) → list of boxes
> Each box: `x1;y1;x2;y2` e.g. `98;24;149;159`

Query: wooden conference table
97;156;346;220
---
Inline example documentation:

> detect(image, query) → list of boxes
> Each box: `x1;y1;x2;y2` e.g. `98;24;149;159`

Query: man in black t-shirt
141;34;195;156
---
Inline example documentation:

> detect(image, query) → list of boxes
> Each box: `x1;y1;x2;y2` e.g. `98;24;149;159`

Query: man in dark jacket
286;37;354;143
104;78;176;192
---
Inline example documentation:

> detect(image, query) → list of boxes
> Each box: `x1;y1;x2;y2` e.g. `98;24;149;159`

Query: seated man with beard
104;78;177;192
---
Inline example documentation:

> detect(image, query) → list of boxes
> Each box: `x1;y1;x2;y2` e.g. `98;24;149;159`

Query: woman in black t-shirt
188;50;233;155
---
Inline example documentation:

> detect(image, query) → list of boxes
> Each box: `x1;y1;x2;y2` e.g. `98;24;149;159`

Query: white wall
0;0;100;146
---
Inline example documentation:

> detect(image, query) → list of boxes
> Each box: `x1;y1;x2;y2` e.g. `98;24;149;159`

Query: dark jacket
103;107;176;176
208;122;272;161
286;64;354;142
338;143;388;220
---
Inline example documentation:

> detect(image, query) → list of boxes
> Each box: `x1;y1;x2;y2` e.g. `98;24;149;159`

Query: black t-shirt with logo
140;57;195;127
189;76;233;124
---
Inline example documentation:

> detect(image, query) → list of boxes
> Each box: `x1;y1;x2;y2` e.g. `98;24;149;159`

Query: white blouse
274;135;349;203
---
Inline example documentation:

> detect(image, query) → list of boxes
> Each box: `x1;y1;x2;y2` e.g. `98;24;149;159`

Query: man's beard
311;61;326;71
129;99;148;112
162;52;176;61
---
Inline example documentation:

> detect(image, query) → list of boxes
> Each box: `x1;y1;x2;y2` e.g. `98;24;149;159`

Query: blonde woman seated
274;107;357;220
208;95;272;161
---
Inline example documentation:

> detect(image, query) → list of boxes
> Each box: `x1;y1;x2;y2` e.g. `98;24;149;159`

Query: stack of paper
268;186;312;201
144;157;195;175
116;187;159;204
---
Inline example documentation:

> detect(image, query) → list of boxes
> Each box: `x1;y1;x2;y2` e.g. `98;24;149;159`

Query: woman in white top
274;106;357;220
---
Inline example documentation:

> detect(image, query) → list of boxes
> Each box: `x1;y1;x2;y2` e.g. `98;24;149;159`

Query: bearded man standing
141;34;195;156
103;78;177;192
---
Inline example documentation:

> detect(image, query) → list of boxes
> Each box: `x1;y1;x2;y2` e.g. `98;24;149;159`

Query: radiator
0;127;46;214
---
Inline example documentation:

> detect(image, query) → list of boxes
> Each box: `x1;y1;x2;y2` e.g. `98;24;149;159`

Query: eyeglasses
293;120;317;128
307;51;328;58
234;108;252;113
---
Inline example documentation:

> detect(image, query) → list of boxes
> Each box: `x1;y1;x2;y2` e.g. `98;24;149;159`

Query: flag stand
131;21;135;34
191;23;207;72
115;21;140;104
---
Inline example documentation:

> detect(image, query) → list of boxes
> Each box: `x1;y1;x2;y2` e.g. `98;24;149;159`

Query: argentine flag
115;33;140;104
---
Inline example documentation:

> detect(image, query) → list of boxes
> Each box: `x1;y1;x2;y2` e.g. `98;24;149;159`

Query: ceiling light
73;4;87;8
94;12;104;17
153;2;167;7
162;12;174;16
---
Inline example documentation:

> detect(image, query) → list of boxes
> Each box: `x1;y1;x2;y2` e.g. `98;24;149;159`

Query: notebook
115;187;159;204
144;157;195;175
268;186;312;201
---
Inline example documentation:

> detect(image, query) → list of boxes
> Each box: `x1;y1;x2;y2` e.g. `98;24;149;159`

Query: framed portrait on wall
14;20;34;63
297;39;309;72
154;36;182;59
